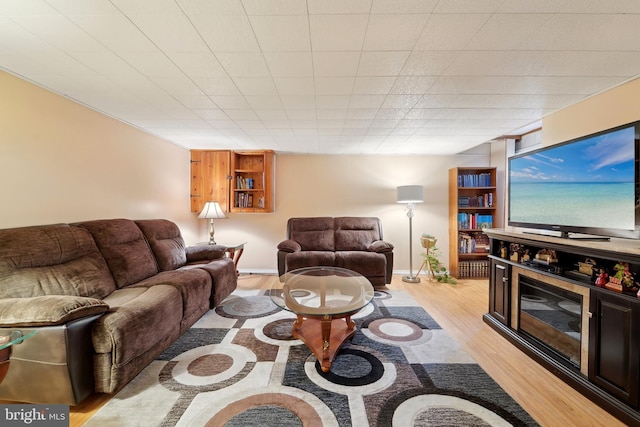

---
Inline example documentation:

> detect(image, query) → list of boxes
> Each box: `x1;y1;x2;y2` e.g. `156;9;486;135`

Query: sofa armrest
0;296;109;328
277;239;301;253
186;245;227;263
368;240;394;253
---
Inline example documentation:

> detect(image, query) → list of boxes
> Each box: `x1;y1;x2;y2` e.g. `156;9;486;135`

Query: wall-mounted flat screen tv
508;121;640;239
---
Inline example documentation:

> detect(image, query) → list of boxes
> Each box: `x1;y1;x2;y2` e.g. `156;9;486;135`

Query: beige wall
542;77;640;146
0;71;200;242
0;70;492;275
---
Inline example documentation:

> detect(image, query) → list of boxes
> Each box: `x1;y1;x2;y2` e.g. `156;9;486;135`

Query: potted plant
420;234;457;284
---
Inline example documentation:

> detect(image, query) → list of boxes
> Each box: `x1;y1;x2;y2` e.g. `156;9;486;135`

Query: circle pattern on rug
188;354;233;377
263;318;296;341
317;348;384;386
392;394;512;426
204;392;324;427
368;318;425;342
216;296;280;319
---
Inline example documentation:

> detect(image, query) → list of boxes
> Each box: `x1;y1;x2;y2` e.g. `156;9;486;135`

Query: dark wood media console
483;229;640;426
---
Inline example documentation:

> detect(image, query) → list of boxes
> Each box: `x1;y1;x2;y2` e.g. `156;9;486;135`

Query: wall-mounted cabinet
190;150;275;214
448;167;498;278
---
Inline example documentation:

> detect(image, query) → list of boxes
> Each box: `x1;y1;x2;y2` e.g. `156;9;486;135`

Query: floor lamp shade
397;185;424;204
396;185;424;283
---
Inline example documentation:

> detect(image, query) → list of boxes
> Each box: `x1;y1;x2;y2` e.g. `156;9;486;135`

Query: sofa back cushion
288;217;335;251
135;219;187;271
334;217;382;251
75;219;158;288
0;224;116;299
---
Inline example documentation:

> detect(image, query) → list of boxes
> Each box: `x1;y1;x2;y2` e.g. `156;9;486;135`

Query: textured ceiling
2;0;640;155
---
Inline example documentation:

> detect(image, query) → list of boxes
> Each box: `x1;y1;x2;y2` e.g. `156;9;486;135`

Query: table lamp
198;201;227;245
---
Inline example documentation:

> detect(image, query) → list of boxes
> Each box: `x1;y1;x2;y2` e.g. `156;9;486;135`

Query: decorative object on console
198;201;227;245
397;185;424;283
605;261;637;293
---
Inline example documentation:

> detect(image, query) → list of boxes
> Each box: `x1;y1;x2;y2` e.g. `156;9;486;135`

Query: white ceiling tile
242;0;308;15
209;95;250;109
274;77;315;95
313;52;360;76
233;77;278;96
346;109;378;119
170;53;227;77
353;76;396;94
401;51;459;75
382;94;421;109
249;15;310;51
173;94;217;109
307;0;372;14
465;14;551;50
316;95;350;109
357;51;411;76
215;52;271;77
309;15;368;51
224;109;259;120
193;109;229;120
280;95;317;109
316;109;347;119
371;0;438;14
433;0;503;14
125;14;210;53
348;94;386;109
245;95;284;109
287;110;317;120
190;14;260;52
176;0;246;16
192;77;240;96
414;14;491;50
264;52;313;77
363;14;429;50
68;14;158;52
390;76;437;94
376;108;410;119
314;77;355;95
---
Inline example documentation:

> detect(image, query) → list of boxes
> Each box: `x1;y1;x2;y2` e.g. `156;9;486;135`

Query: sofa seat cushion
288;217;335;251
94;285;182;367
0;295;108;327
335;251;387;280
0;224;116;299
285;251;336;272
75;219;159;288
188;257;238;307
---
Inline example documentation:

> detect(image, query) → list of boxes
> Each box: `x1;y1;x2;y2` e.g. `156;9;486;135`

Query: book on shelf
457;173;492;188
457;213;493;230
458;193;493;208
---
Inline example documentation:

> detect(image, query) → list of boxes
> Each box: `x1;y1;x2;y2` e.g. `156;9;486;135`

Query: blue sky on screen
510;126;635;183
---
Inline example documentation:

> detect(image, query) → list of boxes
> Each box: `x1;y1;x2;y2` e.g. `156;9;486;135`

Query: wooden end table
271;267;374;372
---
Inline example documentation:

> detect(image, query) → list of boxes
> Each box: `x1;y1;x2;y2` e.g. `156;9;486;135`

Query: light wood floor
69;274;624;426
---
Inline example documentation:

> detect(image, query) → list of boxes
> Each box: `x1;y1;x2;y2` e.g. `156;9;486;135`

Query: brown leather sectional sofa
277;217;394;286
0;218;237;405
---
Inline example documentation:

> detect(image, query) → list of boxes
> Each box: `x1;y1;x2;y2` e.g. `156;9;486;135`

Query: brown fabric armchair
277;217;394;286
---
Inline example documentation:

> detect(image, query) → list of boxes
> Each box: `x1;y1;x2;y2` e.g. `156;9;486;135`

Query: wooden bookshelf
448;167;498;278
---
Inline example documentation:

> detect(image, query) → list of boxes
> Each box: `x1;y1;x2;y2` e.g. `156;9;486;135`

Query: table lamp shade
397;185;424;204
198;201;227;219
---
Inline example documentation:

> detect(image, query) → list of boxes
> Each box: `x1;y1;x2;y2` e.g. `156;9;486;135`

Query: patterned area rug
86;289;539;426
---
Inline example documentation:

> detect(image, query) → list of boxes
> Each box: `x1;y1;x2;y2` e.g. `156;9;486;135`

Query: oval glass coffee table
271;267;375;372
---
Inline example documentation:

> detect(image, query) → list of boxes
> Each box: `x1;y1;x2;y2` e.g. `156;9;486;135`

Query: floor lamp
397;185;424;283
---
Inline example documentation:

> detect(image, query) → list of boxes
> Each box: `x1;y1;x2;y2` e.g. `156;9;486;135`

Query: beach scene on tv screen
509;125;636;231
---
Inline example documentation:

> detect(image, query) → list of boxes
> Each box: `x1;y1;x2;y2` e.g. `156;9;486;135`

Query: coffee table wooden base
292;313;357;372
